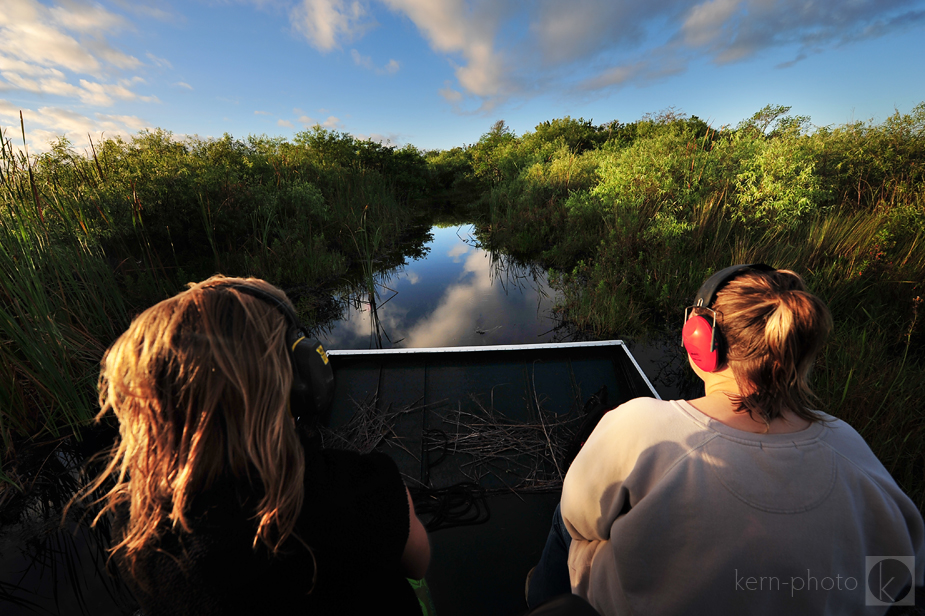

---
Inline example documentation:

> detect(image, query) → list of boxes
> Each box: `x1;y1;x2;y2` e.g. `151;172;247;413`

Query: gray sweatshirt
562;397;925;615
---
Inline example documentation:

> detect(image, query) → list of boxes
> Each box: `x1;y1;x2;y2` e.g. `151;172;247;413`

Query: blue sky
1;0;924;154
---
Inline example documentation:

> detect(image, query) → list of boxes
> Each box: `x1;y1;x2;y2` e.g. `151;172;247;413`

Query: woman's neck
689;371;810;434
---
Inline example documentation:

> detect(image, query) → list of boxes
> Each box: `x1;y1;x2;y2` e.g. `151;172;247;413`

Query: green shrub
733;134;828;227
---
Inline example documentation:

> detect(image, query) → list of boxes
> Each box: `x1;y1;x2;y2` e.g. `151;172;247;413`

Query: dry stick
327;383;583;493
532;362;563;481
431;393;579;491
321;394;443;458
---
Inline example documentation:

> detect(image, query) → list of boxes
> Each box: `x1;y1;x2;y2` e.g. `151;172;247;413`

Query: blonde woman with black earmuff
526;265;924;615
72;275;429;616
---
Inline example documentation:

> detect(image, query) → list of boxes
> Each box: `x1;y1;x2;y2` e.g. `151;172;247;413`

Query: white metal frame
326;340;661;399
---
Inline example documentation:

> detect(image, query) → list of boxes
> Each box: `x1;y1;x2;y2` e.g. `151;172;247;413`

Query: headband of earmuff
218;283;334;424
682;263;775;372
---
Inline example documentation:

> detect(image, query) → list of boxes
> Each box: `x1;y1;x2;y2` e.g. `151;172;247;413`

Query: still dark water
0;223;685;615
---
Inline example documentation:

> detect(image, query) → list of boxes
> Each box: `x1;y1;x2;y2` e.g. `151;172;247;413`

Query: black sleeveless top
113;443;419;615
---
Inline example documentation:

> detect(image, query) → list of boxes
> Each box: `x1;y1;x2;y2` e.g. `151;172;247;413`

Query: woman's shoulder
815;414;905;480
299;428;402;487
578;397;711;470
593;396;706;441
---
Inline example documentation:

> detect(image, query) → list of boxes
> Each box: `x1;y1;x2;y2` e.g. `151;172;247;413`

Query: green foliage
469;120;517;187
811;102;925;211
0;133;127;456
523;117;604;155
592;118;718;215
733;133;828;226
737;104;792;135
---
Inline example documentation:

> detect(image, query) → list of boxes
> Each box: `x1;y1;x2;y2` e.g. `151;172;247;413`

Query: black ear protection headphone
219;284;335;423
682;263;775;372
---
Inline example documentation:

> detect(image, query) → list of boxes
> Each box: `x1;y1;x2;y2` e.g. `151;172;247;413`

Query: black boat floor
426;492;561;616
321;342;659;615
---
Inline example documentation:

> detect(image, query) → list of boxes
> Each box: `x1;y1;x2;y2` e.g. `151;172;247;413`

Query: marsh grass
0;129;127;479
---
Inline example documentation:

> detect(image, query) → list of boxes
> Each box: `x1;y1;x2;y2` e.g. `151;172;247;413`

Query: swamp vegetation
2;103;924;520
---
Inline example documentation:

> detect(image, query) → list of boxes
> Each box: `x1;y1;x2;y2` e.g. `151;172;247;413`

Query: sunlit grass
1;128;127;472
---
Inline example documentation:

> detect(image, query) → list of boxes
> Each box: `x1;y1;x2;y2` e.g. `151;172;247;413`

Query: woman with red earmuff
526;265;924;615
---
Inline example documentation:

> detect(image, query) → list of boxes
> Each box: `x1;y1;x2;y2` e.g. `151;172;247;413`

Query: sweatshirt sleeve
561;404;635;542
561;397;704;543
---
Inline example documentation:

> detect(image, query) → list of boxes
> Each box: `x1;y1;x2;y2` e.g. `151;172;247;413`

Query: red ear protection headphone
219;284;335;423
682;263;775;372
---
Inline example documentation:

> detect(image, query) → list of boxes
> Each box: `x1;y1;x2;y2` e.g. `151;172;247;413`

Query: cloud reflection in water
320;225;563;350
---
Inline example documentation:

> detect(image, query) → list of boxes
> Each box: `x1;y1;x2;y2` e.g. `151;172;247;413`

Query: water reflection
320;225;566;350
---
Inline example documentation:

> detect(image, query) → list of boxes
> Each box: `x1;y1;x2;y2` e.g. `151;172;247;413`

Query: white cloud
0;0;153;108
254;110;272;115
402;248;539;348
275;0;924;110
0;100;149;153
351;48;401;74
278;119;294;127
96;112;148;132
676;0;925;66
290;0;374;51
580;53;687;91
381;0;507;98
147;53;173;69
0;99;21;116
281;0;508;103
0;70;158;108
447;243;469;262
78;78;159;105
0;1;140;75
0;56;65;78
174;81;193;90
111;0;178;22
439;81;463;104
322;115;342;128
48;2;129;33
297;114;315;124
322;294;409;348
351;48;373;69
530;0;669;67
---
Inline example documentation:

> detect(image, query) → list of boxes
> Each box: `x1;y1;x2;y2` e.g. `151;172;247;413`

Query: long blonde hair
77;276;306;575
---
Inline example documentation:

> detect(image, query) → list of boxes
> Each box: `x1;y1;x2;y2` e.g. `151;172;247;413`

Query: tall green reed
0;127;127;484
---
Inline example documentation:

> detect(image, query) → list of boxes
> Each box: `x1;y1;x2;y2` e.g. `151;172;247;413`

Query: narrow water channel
319;224;566;350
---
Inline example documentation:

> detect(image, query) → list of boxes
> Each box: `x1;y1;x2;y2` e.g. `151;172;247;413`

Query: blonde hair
76;275;306;576
709;268;833;423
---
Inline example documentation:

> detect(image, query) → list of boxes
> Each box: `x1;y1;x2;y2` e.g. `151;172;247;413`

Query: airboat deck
324;340;659;491
321;340;660;616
